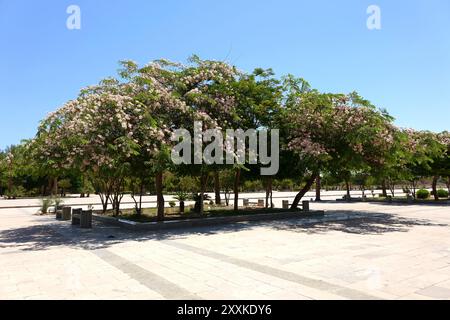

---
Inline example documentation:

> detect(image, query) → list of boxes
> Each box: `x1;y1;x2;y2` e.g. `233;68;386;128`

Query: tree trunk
138;183;144;215
52;177;58;196
199;172;208;214
315;175;321;202
390;180;395;197
132;183;144;216
180;201;185;214
224;191;230;206
447;176;450;195
432;176;439;201
290;173;317;209
113;195;120;217
214;171;221;205
7;162;13;193
381;179;388;197
155;171;165;221
233;168;241;211
345;179;351;200
265;177;273;208
99;194;110;213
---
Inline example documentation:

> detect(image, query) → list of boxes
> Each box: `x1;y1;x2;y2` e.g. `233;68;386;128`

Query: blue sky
1;0;449;150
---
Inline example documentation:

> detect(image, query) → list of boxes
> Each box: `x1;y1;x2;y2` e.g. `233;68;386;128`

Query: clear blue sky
1;0;449;150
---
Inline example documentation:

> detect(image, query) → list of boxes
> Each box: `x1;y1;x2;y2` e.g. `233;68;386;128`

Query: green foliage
174;191;189;202
275;179;295;191
40;198;54;214
2;55;448;219
191;193;212;213
416;189;430;199
242;180;264;192
437;189;449;198
53;197;64;209
5;186;26;199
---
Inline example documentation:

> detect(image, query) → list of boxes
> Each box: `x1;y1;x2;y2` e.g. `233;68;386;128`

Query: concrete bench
62;207;72;221
243;199;265;208
55;205;64;219
282;200;310;212
72;209;92;228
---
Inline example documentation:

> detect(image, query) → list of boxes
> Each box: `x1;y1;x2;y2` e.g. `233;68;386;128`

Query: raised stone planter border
336;198;450;205
93;210;325;231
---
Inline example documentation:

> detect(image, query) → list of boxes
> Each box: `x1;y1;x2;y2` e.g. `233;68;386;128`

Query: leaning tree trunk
233;168;241;211
432;176;439;201
290;173;317;210
315;175;321;202
155;171;165;221
214;171;221;205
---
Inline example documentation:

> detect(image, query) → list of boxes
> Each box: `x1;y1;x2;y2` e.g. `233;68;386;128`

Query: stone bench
72;209;92;228
62;207;72;221
282;200;310;212
243;199;265;208
55;205;64;219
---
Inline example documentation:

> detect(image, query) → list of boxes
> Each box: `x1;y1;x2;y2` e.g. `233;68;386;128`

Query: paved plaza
1;197;450;300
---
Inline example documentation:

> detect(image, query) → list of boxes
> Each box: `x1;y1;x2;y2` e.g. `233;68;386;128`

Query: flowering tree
128;56;242;213
33;86;167;215
18;55;447;219
285;91;396;208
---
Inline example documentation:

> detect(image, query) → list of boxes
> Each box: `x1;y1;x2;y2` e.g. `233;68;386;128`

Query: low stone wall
336;198;450;205
93;210;325;231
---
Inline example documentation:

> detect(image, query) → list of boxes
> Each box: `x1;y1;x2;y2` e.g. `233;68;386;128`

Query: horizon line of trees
0;56;449;219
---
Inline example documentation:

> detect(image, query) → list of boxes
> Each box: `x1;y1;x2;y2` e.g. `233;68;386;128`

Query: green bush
169;201;176;208
437;189;449;198
416;189;430;199
242;180;264;192
5;186;26;199
53;197;64;209
275;179;294;191
40;198;54;214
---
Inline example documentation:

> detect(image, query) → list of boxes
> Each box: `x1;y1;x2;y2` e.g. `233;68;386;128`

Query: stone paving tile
1;202;450;299
416;286;450;299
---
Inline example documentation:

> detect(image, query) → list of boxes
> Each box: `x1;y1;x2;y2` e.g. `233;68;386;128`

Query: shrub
416;189;430;199
242;180;264;192
437;189;449;198
276;179;294;191
5;186;26;199
53;197;64;208
169;201;176;208
190;193;211;212
40;198;54;214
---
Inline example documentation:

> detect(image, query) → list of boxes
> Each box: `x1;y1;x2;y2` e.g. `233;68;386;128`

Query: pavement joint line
92;248;200;300
18;217;201;300
161;240;383;300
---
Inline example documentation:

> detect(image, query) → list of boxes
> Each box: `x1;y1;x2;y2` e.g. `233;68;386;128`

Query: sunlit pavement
1;195;450;300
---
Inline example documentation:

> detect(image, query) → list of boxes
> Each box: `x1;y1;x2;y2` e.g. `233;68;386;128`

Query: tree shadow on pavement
270;211;448;235
0;210;447;252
